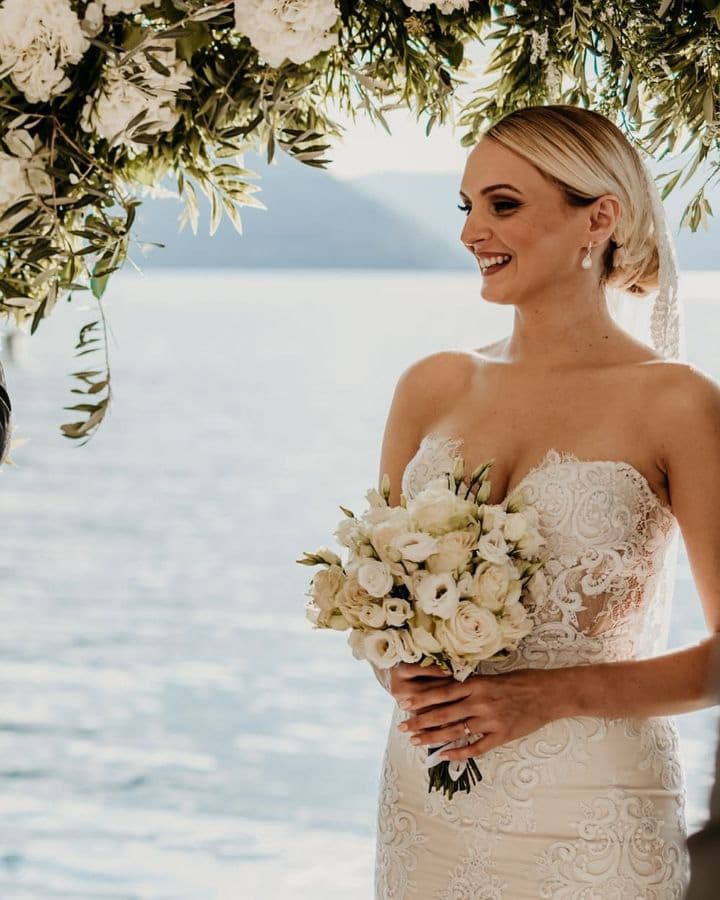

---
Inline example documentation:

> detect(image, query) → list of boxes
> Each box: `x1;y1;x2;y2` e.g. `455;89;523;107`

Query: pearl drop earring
581;242;593;269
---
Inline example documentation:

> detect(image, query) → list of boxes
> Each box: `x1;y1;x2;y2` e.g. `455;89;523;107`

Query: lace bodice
402;433;681;670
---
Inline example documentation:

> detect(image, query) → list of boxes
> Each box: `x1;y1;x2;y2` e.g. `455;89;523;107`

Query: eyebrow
459;183;524;199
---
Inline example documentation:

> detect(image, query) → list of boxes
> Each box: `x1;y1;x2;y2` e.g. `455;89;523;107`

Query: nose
461;221;492;253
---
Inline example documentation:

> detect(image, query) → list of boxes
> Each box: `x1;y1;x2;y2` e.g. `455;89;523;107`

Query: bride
371;104;720;897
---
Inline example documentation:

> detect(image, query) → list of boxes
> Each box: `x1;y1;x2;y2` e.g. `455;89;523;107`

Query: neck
499;284;620;369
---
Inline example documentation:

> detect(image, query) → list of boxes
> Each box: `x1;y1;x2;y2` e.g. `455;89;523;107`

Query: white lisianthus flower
497;596;533;646
382;597;412;627
347;627;367;660
309;564;345;612
0;0;89;104
476;527;510;565
472;561;513;612
81;2;105;37
104;0;160;13
527;567;549;604
0;129;52;234
333;515;363;549
363;628;406;669
402;0;469;10
234;0;341;68
515;527;546;561
397;628;423;664
425;528;478;575
358;601;386;629
435;601;505;662
392;531;438;563
357;559;394;598
414;571;460;619
79;44;192;147
408;624;442;655
305;598;348;630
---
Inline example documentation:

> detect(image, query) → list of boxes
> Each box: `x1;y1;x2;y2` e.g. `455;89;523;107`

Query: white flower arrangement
0;0;90;104
298;450;549;798
233;0;341;68
80;44;192;147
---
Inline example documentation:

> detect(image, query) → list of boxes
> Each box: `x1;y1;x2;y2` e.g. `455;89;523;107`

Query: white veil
606;151;687;656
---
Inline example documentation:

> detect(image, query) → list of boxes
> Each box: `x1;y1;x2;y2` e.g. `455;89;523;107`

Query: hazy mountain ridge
130;149;718;271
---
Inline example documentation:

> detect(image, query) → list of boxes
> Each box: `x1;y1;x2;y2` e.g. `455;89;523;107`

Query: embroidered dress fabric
374;432;689;899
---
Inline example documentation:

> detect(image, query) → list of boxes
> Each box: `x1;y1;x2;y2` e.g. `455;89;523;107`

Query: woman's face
459;138;599;306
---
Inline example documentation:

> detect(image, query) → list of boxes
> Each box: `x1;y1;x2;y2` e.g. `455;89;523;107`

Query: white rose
413;571;460;620
481;504;507;534
334;572;374;628
0;0;89;104
408;478;478;536
435;601;505;661
382;597;412;627
472;562;512;612
358;602;386;629
476;527;510;565
363;628;406;669
503;511;531;542
234;0;341;68
357;559;394;598
425;527;478;575
310;564;345;611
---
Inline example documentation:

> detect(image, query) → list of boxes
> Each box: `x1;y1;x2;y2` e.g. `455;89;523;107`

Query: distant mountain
130;149;468;270
346;166;720;271
130;149;718;271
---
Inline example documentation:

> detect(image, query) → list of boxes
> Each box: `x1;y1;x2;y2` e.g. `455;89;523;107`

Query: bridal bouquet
297;450;549;799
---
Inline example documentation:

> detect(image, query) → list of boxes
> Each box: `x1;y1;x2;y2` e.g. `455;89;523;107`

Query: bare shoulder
648;360;720;466
378;349;481;504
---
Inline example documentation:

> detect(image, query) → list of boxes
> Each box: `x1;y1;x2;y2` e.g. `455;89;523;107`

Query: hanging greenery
0;0;717;443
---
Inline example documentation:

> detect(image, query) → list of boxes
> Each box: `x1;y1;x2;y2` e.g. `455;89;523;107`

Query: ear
586;194;621;244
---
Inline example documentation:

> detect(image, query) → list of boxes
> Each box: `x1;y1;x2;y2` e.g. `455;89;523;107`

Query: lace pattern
374;432;689;897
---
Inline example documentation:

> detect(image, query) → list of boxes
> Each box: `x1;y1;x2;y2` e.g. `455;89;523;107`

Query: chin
477;284;514;306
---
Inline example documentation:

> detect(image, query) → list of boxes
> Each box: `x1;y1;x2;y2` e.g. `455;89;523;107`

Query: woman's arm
552;634;720;720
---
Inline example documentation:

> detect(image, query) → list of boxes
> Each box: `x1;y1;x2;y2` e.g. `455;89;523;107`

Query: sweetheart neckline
418;432;675;519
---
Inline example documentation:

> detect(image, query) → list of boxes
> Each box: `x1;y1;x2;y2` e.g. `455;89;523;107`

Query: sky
327;39;495;180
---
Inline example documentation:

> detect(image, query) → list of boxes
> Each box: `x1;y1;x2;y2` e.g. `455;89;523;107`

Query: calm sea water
0;270;718;899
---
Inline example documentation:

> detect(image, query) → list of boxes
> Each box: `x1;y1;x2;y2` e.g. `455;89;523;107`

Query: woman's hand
394;665;560;761
386;661;459;706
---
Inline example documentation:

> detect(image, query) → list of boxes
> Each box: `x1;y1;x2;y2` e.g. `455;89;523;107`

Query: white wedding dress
374;432;690;899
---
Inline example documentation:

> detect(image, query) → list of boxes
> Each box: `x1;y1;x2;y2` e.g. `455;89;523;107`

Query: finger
403;701;469;733
407;720;469;747
398;662;452;680
400;682;471;712
437;732;499;761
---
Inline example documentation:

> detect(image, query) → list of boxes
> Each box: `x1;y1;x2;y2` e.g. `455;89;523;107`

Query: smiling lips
478;253;512;274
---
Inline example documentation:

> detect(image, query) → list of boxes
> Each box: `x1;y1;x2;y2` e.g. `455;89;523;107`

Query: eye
492;200;518;213
456;199;519;215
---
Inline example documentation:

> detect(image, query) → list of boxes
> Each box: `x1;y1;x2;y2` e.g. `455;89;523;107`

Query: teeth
479;254;511;270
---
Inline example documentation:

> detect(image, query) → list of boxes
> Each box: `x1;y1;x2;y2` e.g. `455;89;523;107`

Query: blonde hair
483;104;659;296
